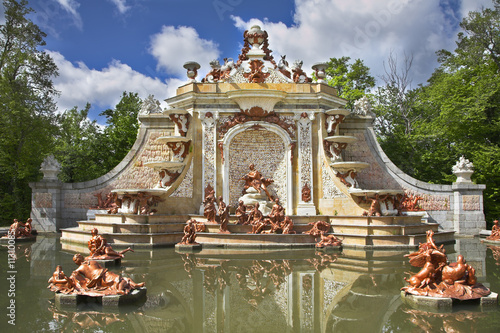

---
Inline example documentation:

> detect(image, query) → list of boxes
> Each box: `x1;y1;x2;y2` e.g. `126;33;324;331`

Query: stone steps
60;213;455;250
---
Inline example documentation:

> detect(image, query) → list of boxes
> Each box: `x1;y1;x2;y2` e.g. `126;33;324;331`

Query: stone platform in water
60;213;455;250
175;243;202;253
481;239;500;245
84;257;121;267
55;287;147;308
401;290;498;311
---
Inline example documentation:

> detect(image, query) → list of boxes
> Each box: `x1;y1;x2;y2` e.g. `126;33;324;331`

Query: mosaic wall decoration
404;189;451;211
228;129;287;207
321;160;346;199
298;116;313;201
35;193;52;208
202;115;217;192
344;132;400;190
171;163;194;198
462;195;481;211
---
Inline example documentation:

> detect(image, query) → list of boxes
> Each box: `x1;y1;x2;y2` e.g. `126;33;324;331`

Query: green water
1;235;500;332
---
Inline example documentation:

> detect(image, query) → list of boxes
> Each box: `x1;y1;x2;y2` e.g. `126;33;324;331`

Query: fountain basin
330;161;370;172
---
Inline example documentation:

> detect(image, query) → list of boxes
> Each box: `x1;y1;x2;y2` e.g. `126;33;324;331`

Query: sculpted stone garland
201;112;217;193
298;113;314;203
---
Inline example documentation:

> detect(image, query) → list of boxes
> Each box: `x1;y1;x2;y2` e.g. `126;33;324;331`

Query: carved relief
166;141;191;161
169;114;190;136
243;59;270;83
218;112;296;140
302;184;311;202
326;114;346;136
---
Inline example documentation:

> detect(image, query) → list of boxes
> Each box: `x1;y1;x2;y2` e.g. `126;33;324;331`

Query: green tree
324;56;375;109
374;0;500;224
99;92;141;171
0;0;58;225
53;104;108;183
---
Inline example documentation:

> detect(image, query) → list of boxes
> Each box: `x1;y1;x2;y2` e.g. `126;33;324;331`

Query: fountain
31;25;482;251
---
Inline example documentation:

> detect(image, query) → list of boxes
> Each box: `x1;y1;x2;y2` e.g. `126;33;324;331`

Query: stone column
452;156;486;235
29;156;63;232
199;112;217;213
296;112;316;215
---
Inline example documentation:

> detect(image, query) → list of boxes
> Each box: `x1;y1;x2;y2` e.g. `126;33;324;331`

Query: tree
0;0;58;225
324;56;375;109
53;104;108;183
99;92;141;171
53;92;142;183
374;1;500;224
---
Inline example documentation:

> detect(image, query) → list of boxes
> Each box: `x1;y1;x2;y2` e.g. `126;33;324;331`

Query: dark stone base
315;245;342;251
481;239;500;245
87;258;122;267
55;287;147;308
401;290;498;312
0;236;36;244
175;243;202;253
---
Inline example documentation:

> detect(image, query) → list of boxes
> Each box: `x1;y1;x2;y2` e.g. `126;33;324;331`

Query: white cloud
149;25;220;78
231;0;493;86
54;0;82;29
48;51;172;116
108;0;130;14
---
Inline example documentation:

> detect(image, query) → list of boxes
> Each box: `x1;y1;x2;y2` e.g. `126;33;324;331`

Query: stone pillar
452;156;486;235
29;156;63;232
296;112;316;215
199;112;217;213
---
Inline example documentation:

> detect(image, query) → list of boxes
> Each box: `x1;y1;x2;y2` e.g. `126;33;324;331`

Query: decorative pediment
226;89;287;116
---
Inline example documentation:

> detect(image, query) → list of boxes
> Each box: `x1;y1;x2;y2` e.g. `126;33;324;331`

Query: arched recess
221;121;293;213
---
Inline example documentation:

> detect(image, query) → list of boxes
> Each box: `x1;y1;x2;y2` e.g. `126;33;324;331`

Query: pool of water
1;235;500;332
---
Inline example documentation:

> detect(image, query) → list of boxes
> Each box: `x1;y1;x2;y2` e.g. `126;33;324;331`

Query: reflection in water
1;235;500;332
488;245;500;265
402;308;486;333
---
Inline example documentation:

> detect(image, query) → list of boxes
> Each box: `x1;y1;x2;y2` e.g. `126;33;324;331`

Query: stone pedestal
452;183;486;235
239;188;273;215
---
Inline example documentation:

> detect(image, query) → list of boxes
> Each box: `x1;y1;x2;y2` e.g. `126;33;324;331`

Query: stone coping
55;287;147;308
401;290;498;312
481;239;500;245
175;243;202;253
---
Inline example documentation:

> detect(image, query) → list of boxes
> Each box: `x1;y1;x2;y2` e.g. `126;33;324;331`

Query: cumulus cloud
108;0;130;14
149;25;220;78
231;0;493;86
48;51;172;116
54;0;82;29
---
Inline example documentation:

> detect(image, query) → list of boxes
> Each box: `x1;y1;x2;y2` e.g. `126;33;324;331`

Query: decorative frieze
200;112;217;193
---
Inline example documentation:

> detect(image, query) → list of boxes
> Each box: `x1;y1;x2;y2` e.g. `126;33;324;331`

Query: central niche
228;129;287;207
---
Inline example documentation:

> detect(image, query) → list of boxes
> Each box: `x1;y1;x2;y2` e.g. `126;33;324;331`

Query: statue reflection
403;308;486;333
48;304;127;331
487;245;500;265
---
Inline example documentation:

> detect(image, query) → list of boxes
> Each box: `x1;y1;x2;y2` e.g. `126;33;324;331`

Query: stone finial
139;95;162;115
452;156;474;183
352;96;372;115
183;61;201;82
40;155;61;180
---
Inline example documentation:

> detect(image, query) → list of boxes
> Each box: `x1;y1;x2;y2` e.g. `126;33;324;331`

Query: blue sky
1;0;493;123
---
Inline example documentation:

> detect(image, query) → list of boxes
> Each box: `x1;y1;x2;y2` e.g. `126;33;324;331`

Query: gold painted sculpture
240;163;274;201
5;218;34;239
401;230;490;299
486;220;500;241
48;254;144;296
87;228;133;260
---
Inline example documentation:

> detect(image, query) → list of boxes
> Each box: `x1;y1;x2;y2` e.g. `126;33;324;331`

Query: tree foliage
53;92;142;183
0;0;58;225
99;92;141;171
325;56;375;109
374;0;500;224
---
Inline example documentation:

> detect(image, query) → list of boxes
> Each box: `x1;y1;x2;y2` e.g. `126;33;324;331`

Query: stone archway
222;122;293;213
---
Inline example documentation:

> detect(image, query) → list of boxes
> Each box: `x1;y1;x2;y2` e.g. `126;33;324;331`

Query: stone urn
452;156;474;183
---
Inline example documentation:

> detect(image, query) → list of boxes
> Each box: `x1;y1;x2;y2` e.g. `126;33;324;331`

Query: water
1;235;500;332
